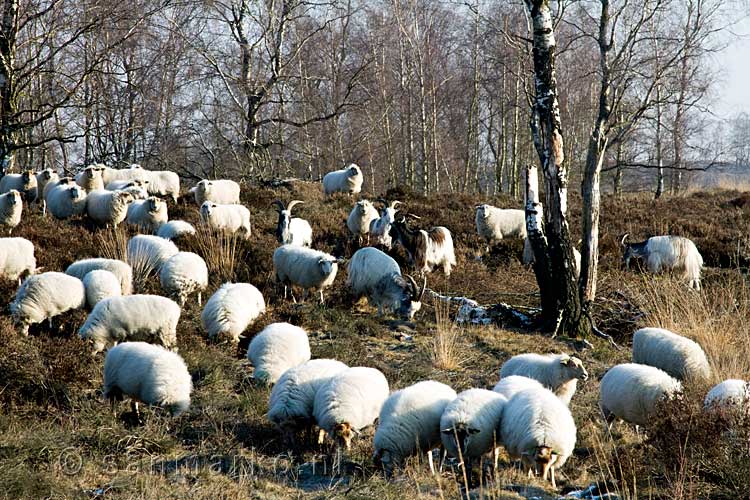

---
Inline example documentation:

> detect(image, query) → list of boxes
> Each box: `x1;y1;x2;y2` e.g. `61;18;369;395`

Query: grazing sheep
373;380;457;475
86;189;134;227
82;270;122;309
11;272;86;335
75;164;105;191
621;234;703;289
632;327;711;382
78;294;181;354
599;363;683;428
272;200;312;247
36;169;59;215
199;201;251;238
156;220;196;241
0;170;38;203
247;323;311;385
126;235;179;281
126;197;168;232
475;205;526;250
493;375;546;400
501;387;577;489
192;179;241;205
141;169;180;201
46;182;88;219
313;366;390;450
0;190;22;233
346;247;425;320
499;353;589;406
159;252;208;306
273;245;338;303
267;359;349;444
103;342;192;418
66;258;133;295
101;164;146;186
347;200;379;244
390;216;456;276
322;163;363;196
0;237;36;282
704;379;750;410
369;200;401;249
440;388;507;485
201;283;266;343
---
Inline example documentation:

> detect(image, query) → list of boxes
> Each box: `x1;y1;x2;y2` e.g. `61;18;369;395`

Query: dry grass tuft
431;299;463;370
95;225;129;262
192;224;239;284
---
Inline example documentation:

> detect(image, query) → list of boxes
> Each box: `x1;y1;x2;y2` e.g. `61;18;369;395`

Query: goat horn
620;234;629;247
407;213;421;220
287;200;303;211
389;200;401;209
271;199;285;211
405;274;419;298
419;276;427;300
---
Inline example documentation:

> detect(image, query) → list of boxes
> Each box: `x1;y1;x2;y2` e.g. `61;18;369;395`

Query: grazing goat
390;215;456;276
621;234;703;290
272;200;312;247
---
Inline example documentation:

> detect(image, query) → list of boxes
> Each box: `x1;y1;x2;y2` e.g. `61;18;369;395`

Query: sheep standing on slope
501;387;577;489
369;200;401;249
632;327;711;382
86;189;134;227
192;179;241;205
599;363;682;429
493;375;545;400
499;353;589;406
156;220;196;241
272;200;312;246
322;164;363;196
126;197;168;232
200;201;251;238
159;252;208;306
390;216;456;276
475;205;526;251
75;164;105;191
103;342;192;418
66;258;133;295
142;169;180;201
0;190;22;233
621;234;703;289
373;380;457;475
79;294;181;354
347;200;379;245
0;237;36;282
201;283;266;343
273;245;338;303
247;323;311;385
126;235;179;282
0;170;38;203
11;272;86;335
267;359;349;444
46;182;88;219
313;366;390;451
82;269;122;309
347;247;425;320
36;169;59;215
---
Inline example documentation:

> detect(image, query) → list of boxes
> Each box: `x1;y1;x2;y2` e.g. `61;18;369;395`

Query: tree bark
0;0;19;171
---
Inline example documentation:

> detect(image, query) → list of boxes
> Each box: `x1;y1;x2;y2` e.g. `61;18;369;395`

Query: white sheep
599;363;683;428
0;190;23;233
78;294;181;354
101;164;145;186
86;189;134;227
632;327;711;382
75;164;105;191
82;269;122;309
11;272;86;335
704;379;750;411
103;342;192;418
499;353;589;406
0;237;36;282
42;173;67;200
272;200;312;247
201;282;266;343
247;322;311;385
475;205;526;249
621;234;703;289
66;258;133;295
346;247;425;320
501;386;577;489
126;197;168;232
369;200;401;249
107;179;149;200
159;252;208;306
45;182;88;219
273;245;338;303
126;234;179;281
192;179;241;205
391;216;456;276
36;169;59;215
346;200;379;244
142;169;180;201
322;163;363;196
313;366;390;450
156;220;196;241
199;201;251;238
492;375;545;400
0;170;38;203
267;359;349;443
373;380;457;475
439;388;507;484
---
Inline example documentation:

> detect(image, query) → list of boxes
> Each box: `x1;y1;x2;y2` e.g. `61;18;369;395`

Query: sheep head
200;201;216;219
6;190;21;206
441;422;480;457
318;257;337;277
475;204;491;219
347;164;361;177
333;422;358;450
560;355;588;381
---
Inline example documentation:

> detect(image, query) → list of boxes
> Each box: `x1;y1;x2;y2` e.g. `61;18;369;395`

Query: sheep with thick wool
200;201;251;238
704;379;750;410
82;269;122;309
0;170;38;203
0;237;36;282
126;235;179;280
369;200;401;249
86;189;134;227
267;359;349;444
0;190;22;233
46;182;87;219
201;283;265;343
192;179;241;205
632;327;711;382
347;200;379;244
322;164;363;195
101;164;145;186
36;169;59;215
272;200;312;247
273;245;338;303
501;387;577;489
11;272;86;335
313;366;389;450
78;294;181;354
103;342;192;417
126;197;168;232
390;216;456;276
66;258;133;295
599;363;683;428
247;323;311;385
159;252;208;306
107;179;149;200
75;164;105;191
373;380;457;474
475;205;526;248
141;169;179;201
621;234;703;289
493;375;545;400
156;220;196;241
42;173;65;200
499;353;589;406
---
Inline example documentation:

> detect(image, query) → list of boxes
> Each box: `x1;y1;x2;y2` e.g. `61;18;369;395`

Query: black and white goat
621;234;703;290
369;200;401;249
390;215;456;276
272;200;313;247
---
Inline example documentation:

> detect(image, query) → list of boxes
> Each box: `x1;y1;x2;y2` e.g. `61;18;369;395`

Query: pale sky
714;16;750;117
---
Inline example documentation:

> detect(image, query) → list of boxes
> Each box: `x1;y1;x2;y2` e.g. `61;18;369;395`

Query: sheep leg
319;290;325;305
427;449;435;476
317;428;326;445
493;446;500;474
198;292;202;307
131;400;141;421
550;466;556;489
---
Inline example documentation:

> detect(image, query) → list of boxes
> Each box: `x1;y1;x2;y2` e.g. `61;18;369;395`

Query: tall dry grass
431;299;463;370
192;224;239;284
95;225;129;262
